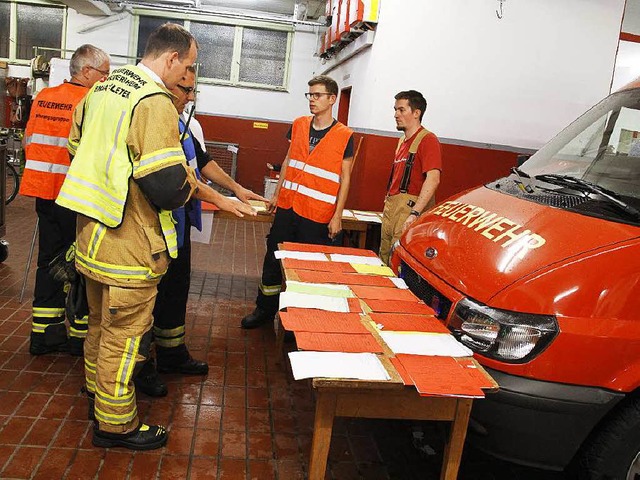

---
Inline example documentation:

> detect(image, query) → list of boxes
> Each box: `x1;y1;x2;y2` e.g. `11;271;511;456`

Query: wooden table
278;267;497;480
208;202;380;249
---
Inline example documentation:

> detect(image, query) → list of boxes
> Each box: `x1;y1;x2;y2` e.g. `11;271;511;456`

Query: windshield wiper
534;174;640;220
510;167;534;193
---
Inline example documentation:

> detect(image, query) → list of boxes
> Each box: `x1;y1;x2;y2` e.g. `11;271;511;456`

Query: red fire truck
390;81;640;478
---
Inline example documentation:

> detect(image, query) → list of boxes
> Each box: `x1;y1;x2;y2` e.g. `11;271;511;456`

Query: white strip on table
288;351;391;381
329;254;384;266
390;277;409;289
379;331;474;357
274;251;328;261
279;291;351;312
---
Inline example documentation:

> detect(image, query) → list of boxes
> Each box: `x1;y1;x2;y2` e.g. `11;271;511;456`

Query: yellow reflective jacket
57;65;192;286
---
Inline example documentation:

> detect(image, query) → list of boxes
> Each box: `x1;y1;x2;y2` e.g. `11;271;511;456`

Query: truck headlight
450;298;558;363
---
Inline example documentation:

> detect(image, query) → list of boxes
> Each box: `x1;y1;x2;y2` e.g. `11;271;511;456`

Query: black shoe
134;361;168;397
67;337;85;357
157;355;209;375
29;331;68;356
92;423;168;450
241;308;274;329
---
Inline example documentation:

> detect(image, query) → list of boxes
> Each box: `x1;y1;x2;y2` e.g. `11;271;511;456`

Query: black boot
241;307;275;329
29;324;68;355
92;423;168;450
133;359;168;397
157;345;208;375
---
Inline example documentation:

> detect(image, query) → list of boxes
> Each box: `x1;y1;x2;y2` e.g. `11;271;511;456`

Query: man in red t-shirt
380;90;442;265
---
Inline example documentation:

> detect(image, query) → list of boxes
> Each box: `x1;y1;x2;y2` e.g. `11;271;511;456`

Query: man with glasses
20;44;110;356
135;66;266;396
241;75;354;329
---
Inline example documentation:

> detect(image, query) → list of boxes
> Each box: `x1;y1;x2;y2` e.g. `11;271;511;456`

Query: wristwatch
409;209;421;217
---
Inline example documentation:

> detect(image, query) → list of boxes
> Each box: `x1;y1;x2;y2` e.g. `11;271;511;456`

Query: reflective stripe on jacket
277;116;352;224
20;82;88;200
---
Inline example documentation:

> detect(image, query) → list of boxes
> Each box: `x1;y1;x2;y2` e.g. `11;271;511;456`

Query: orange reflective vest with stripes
19;82;88;200
277;116;352;224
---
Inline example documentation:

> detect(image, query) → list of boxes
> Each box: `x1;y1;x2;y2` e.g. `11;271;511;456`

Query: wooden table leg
274;312;285;364
308;391;337;480
358;229;367;249
440;398;473;480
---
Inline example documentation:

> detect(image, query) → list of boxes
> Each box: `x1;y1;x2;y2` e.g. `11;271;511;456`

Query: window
0;1;66;63
134;13;292;90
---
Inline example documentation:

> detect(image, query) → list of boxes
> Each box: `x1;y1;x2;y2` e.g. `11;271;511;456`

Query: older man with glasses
134;66;267;396
20;44;110;357
241;74;355;329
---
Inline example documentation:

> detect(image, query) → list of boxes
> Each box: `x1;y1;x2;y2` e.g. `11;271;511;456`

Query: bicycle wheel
6;162;19;205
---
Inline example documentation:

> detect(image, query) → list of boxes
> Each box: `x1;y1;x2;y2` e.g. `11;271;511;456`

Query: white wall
612;40;640;91
323;0;625;150
66;10;133;62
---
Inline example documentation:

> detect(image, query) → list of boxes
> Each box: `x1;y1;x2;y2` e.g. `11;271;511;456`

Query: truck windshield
520;88;640;201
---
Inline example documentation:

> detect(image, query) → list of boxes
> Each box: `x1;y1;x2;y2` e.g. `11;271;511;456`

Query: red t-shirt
388;127;442;196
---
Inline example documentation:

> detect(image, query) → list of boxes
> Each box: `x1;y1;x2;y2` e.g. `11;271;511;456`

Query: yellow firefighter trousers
84;277;157;433
380;193;418;266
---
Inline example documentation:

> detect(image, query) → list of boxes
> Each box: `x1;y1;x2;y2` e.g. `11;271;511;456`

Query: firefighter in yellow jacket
20;44;110;356
57;24;254;450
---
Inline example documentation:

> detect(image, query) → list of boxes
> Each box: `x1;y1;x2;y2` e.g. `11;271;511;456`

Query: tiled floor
0;194;566;479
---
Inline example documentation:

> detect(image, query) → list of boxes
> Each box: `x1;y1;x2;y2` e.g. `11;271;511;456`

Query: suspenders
387;129;431;194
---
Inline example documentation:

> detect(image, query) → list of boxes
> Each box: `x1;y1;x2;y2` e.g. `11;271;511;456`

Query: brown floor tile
273;433;300;461
171;403;198;428
14;392;51;417
190;456;218;480
0;416;34;444
158;454;189;479
194;430;220;456
3;352;31;370
64;449;104;480
200;385;223;406
220;430;247;458
247;408;271;433
248;431;273;460
22;417;63;446
129;452;161;479
272;409;297;434
247;388;269;408
165;426;195;455
175;383;202;404
249;459;276;480
197;405;222;430
219;458;246;479
223;386;245;407
275;460;306;480
0;445;16;472
0;390;23;415
222;406;246;432
97;451;135;479
31;447;75;480
53;419;90;448
32;373;66;394
40;394;76;418
1;446;46;479
9;371;43;391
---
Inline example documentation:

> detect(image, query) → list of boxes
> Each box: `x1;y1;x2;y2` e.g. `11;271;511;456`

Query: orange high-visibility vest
20;82;88;200
277;116;352;224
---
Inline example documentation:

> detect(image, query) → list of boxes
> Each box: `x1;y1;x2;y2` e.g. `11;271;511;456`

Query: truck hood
401;187;640;303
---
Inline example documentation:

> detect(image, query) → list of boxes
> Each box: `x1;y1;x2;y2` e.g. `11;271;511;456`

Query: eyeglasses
305;92;332;100
177;84;195;95
89;66;110;77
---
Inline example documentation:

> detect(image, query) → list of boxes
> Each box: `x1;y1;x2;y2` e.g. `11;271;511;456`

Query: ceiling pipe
77;9;131;33
107;0;325;26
